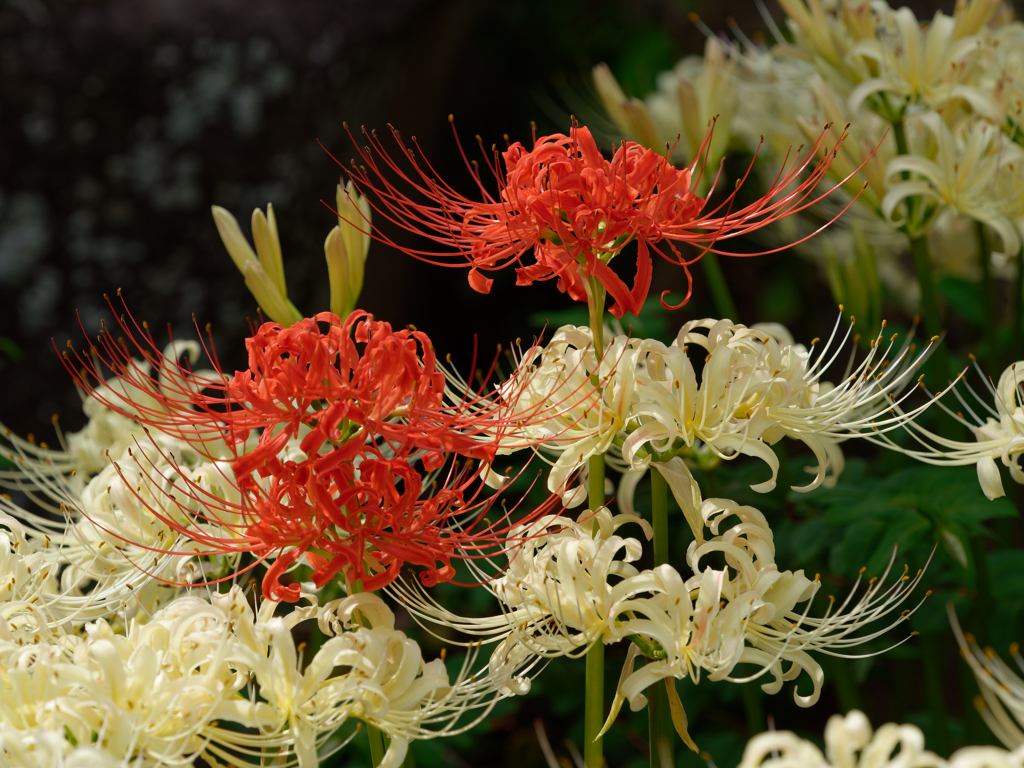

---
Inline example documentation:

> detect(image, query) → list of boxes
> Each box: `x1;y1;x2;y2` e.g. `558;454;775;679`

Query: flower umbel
61;301;557;600
339;120;862;317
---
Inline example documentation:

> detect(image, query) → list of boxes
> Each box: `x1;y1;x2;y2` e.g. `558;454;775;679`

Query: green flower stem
909;235;950;382
976;221;998;364
584;455;607;768
741;680;764;738
892;118;949;380
891;118;910;162
367;725;388;767
648;470;673;768
701;251;740;322
829;656;862;714
1015;245;1024;367
588;276;607;358
921;635;952;757
584;279;608;768
348;578;389;767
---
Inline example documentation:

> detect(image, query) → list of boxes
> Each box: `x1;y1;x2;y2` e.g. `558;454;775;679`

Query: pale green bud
211;205;301;326
325;182;371;317
251;204;286;299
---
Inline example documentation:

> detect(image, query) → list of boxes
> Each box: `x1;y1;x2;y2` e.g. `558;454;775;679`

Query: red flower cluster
337;121;862;317
65;304;549;601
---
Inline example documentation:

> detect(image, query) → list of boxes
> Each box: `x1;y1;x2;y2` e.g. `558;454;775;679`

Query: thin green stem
585;455;607;768
701;251;740;322
892;118;949;380
348;578;391;766
1014;245;1024;366
921;635;951;757
367;725;387;767
741;681;764;738
976;221;998;364
829;656;863;713
583;279;609;768
587;275;607;357
909;235;950;382
892;119;910;162
648;470;673;768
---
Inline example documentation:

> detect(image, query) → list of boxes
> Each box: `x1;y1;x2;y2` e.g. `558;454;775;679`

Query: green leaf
864;515;932;577
829;518;887;576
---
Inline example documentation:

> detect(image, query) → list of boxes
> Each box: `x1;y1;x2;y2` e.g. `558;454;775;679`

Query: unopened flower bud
326;182;371;317
211;205;302;325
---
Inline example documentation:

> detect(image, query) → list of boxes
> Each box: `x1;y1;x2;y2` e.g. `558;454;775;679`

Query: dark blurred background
0;2;1018;767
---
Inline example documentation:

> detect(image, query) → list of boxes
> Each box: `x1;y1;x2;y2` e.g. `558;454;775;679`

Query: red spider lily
60;298;569;600
333;120;866;318
97;430;558;602
64;305;501;467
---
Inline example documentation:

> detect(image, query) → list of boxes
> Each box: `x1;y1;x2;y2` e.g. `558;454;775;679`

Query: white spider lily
737;709;1023;768
602;498;928;721
882;113;1024;255
486;324;649;507
392;501;927;734
0;360;249;628
846;5;998;117
952;605;1024;750
0;585;525;768
489;316;949;508
868;359;1024;500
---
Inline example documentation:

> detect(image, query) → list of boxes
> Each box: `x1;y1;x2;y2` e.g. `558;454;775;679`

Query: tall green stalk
1015;246;1024;365
584;452;607;768
584;288;607;768
976;221;998;364
648;470;673;767
909;235;950;382
701;252;740;322
921;635;952;757
349;578;389;767
892;118;949;382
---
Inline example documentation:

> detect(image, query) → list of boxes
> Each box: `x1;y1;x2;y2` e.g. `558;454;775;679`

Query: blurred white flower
883;113;1023;254
738;708;1023;768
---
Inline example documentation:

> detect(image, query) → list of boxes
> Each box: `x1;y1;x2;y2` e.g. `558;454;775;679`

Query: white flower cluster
738;709;1024;768
394;499;927;737
1;371;243;630
489;316;957;508
953;607;1024;751
0;582;505;768
594;0;1024;298
0;380;520;766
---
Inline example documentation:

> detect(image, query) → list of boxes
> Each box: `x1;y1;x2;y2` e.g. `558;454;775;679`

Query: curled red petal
468;268;494;293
